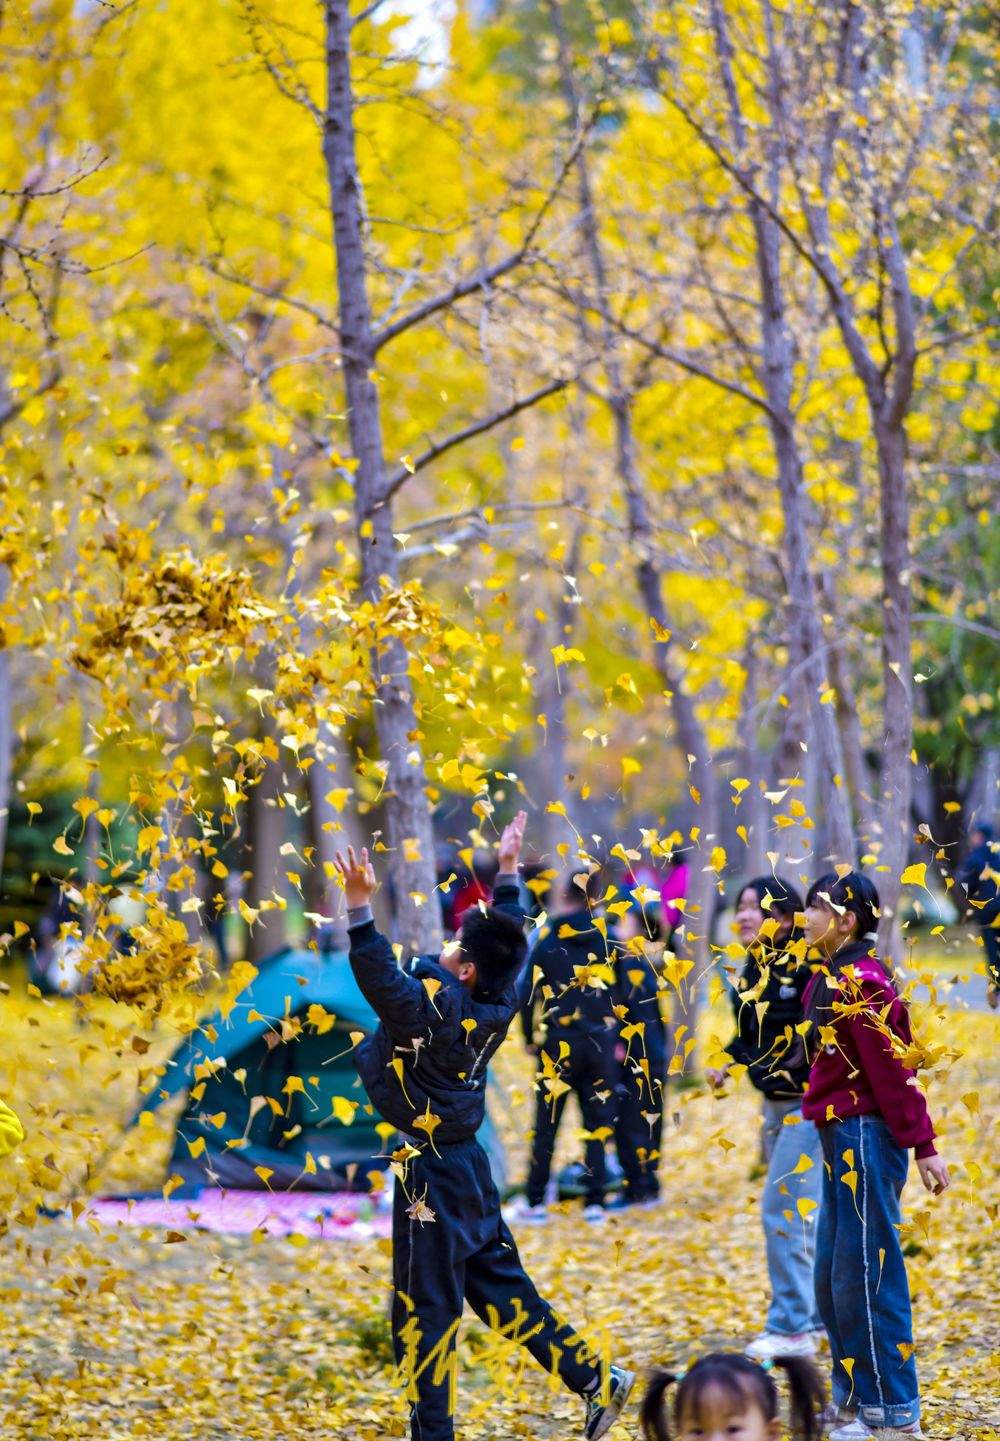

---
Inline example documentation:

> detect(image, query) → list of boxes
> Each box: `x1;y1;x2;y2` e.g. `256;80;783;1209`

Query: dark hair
641;1351;824;1441
739;875;804;936
460;904;528;999
567;866;605;905
803;871;886;1042
805;870;880;941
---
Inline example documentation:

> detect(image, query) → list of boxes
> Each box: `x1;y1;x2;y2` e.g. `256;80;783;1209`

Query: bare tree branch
351;0;390;26
370;103;599;353
380;376;571;501
912;613;1000;644
202;259;342;335
0;363;62;434
0;153;108;200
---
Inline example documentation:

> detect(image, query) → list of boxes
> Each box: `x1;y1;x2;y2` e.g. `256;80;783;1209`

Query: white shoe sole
745;1338;818;1361
587;1370;636;1440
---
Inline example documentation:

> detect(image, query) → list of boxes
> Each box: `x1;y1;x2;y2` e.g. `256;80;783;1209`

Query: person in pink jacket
658;857;690;939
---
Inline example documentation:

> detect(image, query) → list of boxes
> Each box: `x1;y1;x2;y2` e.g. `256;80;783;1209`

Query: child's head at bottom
641;1351;824;1441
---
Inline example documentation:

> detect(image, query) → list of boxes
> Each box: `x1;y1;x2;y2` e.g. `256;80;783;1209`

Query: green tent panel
132;948;507;1194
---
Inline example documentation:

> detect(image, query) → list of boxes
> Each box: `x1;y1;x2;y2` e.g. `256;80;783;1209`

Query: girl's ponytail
640;1369;680;1441
772;1355;825;1441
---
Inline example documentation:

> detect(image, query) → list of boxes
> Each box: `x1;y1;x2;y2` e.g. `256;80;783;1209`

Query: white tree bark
322;0;442;955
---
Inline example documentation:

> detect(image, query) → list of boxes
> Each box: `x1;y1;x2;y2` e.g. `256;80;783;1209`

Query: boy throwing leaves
335;813;634;1441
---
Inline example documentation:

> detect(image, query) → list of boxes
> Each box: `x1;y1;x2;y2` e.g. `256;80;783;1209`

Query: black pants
393;1137;600;1441
614;1045;666;1200
525;1035;617;1207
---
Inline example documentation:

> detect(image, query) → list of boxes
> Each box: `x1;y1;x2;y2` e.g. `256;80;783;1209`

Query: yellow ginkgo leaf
331;1096;358;1126
900;862;928;887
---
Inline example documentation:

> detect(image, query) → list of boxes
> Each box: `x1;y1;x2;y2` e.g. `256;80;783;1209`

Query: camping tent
132;947;508;1194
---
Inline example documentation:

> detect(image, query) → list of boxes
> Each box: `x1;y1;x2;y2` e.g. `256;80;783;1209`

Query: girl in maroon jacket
801;872;950;1441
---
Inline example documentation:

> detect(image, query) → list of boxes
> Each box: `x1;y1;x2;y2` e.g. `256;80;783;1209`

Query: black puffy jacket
520;908;621;1047
724;945;811;1099
958;841;1000;922
348;879;524;1144
614;947;667;1069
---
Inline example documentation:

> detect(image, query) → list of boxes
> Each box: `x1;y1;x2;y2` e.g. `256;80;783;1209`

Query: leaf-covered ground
0;951;996;1441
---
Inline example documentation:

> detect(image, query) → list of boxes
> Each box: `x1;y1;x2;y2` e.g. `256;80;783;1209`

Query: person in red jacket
801;872;950;1441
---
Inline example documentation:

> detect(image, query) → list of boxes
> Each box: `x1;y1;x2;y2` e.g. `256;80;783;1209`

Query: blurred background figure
610;892;667;1211
957;819;1000;1008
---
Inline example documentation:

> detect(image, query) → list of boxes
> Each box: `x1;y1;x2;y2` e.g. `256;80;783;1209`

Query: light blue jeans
760;1098;824;1335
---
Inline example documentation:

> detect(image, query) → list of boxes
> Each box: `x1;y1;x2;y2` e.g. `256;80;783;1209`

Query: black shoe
583;1365;636;1439
606;1192;660;1212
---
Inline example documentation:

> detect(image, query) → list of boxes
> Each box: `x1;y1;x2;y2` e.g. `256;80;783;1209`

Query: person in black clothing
707;875;824;1362
335;817;634;1441
956;819;1000;1009
611;897;668;1210
518;868;620;1221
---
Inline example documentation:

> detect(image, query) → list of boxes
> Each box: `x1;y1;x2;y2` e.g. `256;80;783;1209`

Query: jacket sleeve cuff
914;1139;937;1160
347;903;374;929
347;918;379;949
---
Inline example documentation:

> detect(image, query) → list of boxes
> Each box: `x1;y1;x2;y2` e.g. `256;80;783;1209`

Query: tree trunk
751;208;855;866
245;747;289;965
735;645;769;875
770;637;813;872
550;1;716;1068
704;0;855;864
829;637;877;854
873;419;914;953
305;723;367;949
323;0;441;957
965;746;1000;832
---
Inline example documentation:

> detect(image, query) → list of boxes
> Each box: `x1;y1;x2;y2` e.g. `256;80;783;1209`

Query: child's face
733;888;792;948
678;1385;781;1441
803;897;854;954
733;888;767;945
617;907;642;941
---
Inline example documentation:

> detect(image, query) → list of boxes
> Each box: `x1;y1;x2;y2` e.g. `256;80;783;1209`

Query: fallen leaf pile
0;952;995;1441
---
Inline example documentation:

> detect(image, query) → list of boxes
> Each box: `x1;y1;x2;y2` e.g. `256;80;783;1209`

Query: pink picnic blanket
84;1188;392;1241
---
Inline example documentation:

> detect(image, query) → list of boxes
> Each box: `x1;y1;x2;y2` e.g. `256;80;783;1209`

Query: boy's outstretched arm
333;846;433;1036
492;809;528;921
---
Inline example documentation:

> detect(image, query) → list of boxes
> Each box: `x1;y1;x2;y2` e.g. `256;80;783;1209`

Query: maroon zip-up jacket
801;942;937;1159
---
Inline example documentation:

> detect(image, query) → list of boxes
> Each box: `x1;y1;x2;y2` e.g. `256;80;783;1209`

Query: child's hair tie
758;1358;774;1372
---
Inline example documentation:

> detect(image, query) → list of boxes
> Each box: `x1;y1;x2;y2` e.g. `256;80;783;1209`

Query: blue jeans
760;1099;824;1335
816;1116;921;1429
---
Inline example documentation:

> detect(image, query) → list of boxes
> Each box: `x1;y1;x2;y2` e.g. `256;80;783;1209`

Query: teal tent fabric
133;948;507;1193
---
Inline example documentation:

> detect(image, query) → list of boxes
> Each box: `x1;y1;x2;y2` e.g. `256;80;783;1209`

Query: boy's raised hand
497;809;528;875
333;846;377;909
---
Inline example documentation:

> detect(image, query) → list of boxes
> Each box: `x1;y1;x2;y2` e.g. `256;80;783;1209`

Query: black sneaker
583;1365;636;1439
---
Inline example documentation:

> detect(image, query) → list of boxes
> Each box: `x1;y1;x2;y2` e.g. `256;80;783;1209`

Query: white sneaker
821;1405;857;1430
583;1203;607;1224
745;1330;818;1361
504;1197;549;1225
830;1423;924;1440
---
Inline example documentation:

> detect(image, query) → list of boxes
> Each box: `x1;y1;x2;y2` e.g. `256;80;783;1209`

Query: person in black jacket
334;817;634;1441
956;819;1000;1008
610;896;668;1210
517;868;621;1221
706;875;824;1363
